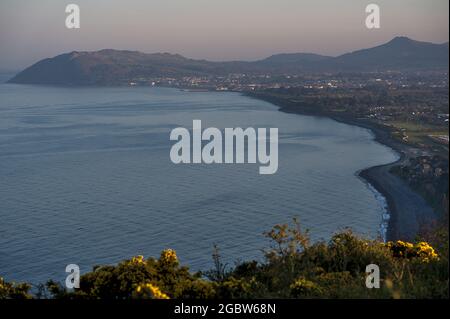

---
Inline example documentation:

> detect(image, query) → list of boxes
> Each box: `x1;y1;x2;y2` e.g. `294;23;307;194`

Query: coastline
2;82;437;241
245;92;437;242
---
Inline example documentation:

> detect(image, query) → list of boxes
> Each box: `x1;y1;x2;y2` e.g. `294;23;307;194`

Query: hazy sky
0;0;448;70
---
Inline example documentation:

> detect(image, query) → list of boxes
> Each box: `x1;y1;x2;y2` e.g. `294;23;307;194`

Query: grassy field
388;121;449;155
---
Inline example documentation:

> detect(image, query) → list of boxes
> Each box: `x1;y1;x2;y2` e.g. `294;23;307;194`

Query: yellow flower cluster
385;240;439;262
130;255;145;264
136;283;170;299
160;249;178;265
127;249;178;267
386;240;413;258
414;242;439;262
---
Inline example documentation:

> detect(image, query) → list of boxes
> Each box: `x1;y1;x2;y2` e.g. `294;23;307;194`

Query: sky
0;0;448;70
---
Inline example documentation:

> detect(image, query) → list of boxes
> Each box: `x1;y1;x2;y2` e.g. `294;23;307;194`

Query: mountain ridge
9;37;449;86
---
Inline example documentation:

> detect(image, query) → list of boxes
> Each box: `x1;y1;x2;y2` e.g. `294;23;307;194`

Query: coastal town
128;70;449;127
129;70;449;146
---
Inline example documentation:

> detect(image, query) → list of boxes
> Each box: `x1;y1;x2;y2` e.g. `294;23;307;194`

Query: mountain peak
385;36;419;47
390;36;413;43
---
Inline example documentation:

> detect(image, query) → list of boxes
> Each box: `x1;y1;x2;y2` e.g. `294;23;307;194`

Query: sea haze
0;85;397;284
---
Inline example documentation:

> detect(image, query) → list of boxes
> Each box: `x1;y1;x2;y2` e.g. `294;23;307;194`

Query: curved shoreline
245;92;437;241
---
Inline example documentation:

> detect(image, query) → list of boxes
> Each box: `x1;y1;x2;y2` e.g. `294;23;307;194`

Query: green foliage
0;277;33;299
224;220;448;299
46;250;216;299
2;219;448;299
290;278;323;298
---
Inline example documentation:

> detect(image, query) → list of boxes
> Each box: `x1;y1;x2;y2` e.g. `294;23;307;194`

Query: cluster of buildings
127;71;449;93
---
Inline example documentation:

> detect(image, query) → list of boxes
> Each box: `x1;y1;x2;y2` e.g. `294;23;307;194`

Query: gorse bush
0;277;32;299
1;219;448;299
386;241;439;262
46;249;216;299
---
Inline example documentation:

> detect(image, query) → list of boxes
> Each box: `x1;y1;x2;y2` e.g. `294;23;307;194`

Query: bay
0;85;398;284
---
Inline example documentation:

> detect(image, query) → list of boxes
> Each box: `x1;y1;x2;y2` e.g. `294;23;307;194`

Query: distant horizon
1;0;448;70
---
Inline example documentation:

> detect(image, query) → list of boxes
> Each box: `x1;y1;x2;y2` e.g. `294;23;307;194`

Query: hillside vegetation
1;219;448;299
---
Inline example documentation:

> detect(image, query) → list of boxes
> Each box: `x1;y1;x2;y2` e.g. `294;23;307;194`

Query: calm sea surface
0;84;397;284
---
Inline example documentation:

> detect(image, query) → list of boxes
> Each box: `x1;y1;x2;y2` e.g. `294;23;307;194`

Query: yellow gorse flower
414;242;439;262
385;240;439;262
130;255;145;264
160;249;178;265
135;283;170;299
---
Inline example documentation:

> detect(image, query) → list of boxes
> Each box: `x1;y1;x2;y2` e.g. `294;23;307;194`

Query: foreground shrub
386;240;439;262
0;277;32;299
46;249;216;299
290;278;323;298
2;219;448;299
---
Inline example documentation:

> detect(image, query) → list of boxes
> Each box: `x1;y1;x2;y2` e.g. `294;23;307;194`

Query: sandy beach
344;120;437;241
248;93;437;241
